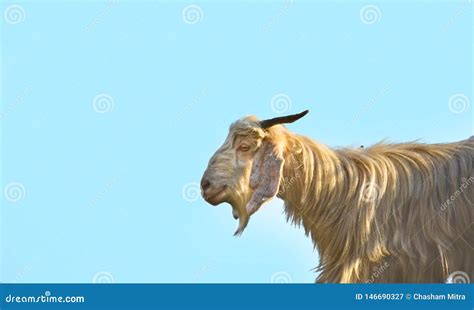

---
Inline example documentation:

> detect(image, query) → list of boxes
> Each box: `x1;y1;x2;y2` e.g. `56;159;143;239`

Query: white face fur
200;111;308;235
201;119;265;234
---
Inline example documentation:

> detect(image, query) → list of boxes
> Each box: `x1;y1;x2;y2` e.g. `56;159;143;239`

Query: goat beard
230;192;253;236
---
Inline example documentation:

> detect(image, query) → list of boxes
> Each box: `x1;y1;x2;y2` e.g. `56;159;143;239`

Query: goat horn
259;110;309;129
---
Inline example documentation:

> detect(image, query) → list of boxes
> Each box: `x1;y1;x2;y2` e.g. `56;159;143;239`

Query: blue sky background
1;0;472;283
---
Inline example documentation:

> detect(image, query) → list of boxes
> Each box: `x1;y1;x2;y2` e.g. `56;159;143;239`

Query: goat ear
246;139;284;216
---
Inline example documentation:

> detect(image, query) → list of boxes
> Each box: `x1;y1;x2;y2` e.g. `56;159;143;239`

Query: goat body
201;111;473;283
277;131;474;283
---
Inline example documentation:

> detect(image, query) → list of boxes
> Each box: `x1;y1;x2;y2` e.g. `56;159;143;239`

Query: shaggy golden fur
201;115;474;283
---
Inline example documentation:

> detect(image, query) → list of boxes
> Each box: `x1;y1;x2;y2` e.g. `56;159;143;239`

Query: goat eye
238;145;250;152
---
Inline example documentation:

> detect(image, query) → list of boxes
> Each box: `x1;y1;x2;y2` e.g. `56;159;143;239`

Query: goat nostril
201;179;211;192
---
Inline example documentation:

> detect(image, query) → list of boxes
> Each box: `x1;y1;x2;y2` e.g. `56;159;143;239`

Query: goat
200;110;474;283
